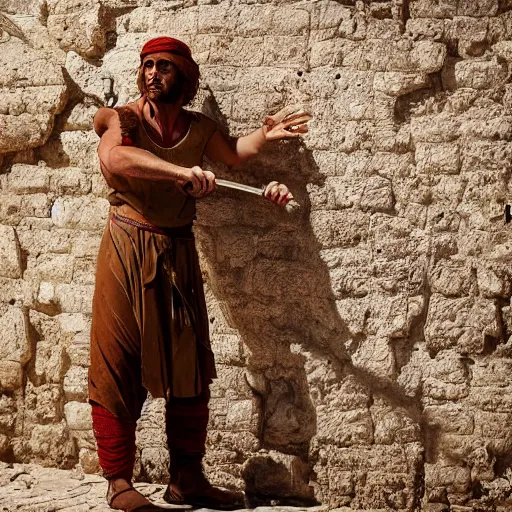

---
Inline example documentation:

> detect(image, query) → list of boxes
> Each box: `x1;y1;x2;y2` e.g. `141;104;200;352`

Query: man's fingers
282;112;312;125
264;181;279;198
278;190;293;205
282;113;312;128
204;172;216;195
284;124;309;136
267;104;304;125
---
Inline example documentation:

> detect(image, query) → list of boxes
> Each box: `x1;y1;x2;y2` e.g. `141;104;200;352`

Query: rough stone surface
2;0;512;510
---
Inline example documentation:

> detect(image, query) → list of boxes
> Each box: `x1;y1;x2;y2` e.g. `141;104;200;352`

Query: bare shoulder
94;102;140;137
93;107;118;136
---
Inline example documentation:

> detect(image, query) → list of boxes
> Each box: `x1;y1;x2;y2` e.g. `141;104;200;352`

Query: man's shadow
194;92;428;508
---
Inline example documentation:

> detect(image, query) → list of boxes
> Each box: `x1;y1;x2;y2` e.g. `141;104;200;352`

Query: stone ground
0;462;376;512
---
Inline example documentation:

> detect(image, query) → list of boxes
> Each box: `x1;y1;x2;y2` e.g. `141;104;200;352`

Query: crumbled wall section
1;1;512;510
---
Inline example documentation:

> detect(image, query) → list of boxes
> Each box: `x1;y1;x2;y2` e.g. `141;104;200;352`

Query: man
89;36;310;512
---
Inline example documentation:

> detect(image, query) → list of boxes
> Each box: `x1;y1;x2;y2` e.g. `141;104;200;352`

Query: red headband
140;36;192;60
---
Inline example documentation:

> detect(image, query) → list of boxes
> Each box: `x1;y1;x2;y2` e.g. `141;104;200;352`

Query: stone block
0;41;68;153
71;231;102;257
316;407;374;447
79;447;100;474
372;405;420;444
29;421;76;467
410;41;447;73
0;225;22;279
457;0;498;16
198;4;237;34
406;18;445;40
72;257;97;285
51;196;109;231
430;260;471;296
471;359;512;388
335;298;370;337
374;72;430;97
423;404;474;435
64;401;92;431
310;39;344;68
140;446;169;483
425;295;500;355
455;59;508;90
0;361;23;391
8;164;50;194
58;313;89;333
0;306;30;365
210;333;243;365
310;210;368;249
67;331;91;367
209;36;264;66
476;264;511;298
34;339;66;384
351;335;395;377
64;103;97;131
263;36;308;67
58;131;100;170
225;399;256;431
50;167;91;195
26;253;75;283
423;352;470;400
416;143;460;174
473;411;512;443
409;0;456;18
63;366;88;402
237;5;273;36
16;225;74;256
469;386;512;413
24;382;63;424
46;0;110;58
64;51;107;101
54;283;95;313
243;451;313;499
271;6;309;36
425;463;471;494
359;175;394;213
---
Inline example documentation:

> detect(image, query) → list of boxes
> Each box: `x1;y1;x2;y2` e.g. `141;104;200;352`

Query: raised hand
262;104;311;141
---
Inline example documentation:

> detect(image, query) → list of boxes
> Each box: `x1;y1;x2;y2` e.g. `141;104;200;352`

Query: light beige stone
64;401;92;431
0;40;67;153
0;306;29;365
0;224;22;278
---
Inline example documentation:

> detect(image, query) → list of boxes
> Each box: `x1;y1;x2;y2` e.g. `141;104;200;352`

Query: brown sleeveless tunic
88;101;218;421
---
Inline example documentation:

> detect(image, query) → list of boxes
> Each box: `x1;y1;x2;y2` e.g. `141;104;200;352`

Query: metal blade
216;178;264;196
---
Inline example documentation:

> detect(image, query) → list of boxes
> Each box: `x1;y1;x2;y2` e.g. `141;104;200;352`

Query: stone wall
1;0;512;509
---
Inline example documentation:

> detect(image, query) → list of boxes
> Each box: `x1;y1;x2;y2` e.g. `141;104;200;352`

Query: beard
146;80;183;104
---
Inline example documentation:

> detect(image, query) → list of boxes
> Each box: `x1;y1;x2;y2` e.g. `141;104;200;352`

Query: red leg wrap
92;403;137;481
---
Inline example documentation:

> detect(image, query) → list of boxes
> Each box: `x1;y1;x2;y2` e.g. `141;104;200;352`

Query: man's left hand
262;105;311;142
264;181;293;206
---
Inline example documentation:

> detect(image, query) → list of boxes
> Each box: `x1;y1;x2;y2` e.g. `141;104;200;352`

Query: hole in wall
505;204;511;223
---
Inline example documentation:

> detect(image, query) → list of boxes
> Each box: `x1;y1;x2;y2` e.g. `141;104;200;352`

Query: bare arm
204;105;311;167
203;105;311;205
94;108;214;195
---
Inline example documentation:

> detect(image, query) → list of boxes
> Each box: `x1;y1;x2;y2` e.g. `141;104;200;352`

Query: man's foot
164;459;245;511
163;482;245;511
107;478;172;511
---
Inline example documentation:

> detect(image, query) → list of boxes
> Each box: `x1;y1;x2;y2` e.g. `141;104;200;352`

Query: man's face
142;52;182;103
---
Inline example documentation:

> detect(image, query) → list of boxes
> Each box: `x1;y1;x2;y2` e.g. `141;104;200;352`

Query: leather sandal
107;482;174;512
163;482;245;511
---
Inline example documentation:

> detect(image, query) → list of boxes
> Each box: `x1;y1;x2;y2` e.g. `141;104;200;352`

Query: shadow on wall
195;92;427;509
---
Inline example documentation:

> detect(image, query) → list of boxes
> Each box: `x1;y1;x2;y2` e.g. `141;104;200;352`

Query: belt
112;212;193;238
